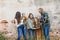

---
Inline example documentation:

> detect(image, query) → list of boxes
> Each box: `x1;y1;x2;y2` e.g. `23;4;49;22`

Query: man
39;8;50;40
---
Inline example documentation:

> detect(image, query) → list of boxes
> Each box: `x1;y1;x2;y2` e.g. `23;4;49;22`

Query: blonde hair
22;16;27;23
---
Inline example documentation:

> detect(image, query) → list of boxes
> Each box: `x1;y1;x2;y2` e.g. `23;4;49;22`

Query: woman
21;14;27;40
27;13;36;40
14;11;27;40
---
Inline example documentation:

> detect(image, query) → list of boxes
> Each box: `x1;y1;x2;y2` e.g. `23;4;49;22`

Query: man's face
39;8;43;14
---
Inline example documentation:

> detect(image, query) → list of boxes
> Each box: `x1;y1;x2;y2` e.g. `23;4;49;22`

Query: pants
43;25;50;40
17;24;27;40
28;29;36;40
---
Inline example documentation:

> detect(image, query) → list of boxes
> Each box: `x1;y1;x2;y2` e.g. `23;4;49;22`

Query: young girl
21;14;27;40
27;13;36;40
14;11;27;40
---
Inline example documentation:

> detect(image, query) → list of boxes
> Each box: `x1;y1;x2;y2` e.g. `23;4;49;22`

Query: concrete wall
0;0;60;29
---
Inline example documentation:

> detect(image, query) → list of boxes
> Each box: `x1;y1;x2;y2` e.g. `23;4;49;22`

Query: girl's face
30;15;33;19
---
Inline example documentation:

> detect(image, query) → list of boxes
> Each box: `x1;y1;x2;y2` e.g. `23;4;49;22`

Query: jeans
43;25;50;40
17;24;27;40
28;29;36;40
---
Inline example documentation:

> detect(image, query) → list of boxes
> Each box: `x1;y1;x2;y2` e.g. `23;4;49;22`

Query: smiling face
30;14;33;19
28;13;34;19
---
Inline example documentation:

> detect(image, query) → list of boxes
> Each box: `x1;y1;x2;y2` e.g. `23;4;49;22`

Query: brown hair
28;13;34;19
34;17;40;28
22;16;27;22
15;11;21;24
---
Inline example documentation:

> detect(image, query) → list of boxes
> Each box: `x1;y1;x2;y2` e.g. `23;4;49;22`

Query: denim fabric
43;25;50;40
28;29;36;40
17;24;27;40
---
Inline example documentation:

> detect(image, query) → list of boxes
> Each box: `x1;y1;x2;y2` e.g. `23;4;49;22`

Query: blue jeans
28;29;36;40
17;24;27;40
43;25;50;40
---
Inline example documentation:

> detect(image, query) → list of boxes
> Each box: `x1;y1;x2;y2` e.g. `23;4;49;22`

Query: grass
0;35;6;40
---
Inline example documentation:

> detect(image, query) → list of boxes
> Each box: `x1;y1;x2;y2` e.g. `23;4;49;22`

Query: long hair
15;11;21;24
28;13;34;19
34;17;40;28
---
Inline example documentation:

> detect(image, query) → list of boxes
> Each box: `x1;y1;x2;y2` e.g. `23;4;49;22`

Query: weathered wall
35;0;60;29
0;0;60;29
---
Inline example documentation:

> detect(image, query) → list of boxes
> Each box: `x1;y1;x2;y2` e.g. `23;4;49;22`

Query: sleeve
44;13;50;26
44;13;49;23
40;14;45;24
27;19;30;27
26;19;33;28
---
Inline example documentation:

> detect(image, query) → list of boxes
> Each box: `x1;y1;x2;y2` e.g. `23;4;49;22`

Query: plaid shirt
40;12;50;27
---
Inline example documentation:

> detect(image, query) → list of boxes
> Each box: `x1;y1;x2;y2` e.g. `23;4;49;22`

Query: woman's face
30;14;33;19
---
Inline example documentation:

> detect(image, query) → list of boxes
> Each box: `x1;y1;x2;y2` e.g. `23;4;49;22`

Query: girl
21;14;27;40
27;13;36;40
14;11;27;40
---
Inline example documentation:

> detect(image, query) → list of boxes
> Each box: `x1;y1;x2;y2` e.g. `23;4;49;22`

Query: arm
44;13;50;26
44;13;49;23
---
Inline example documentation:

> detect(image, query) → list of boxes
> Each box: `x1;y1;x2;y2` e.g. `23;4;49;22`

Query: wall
0;0;60;29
